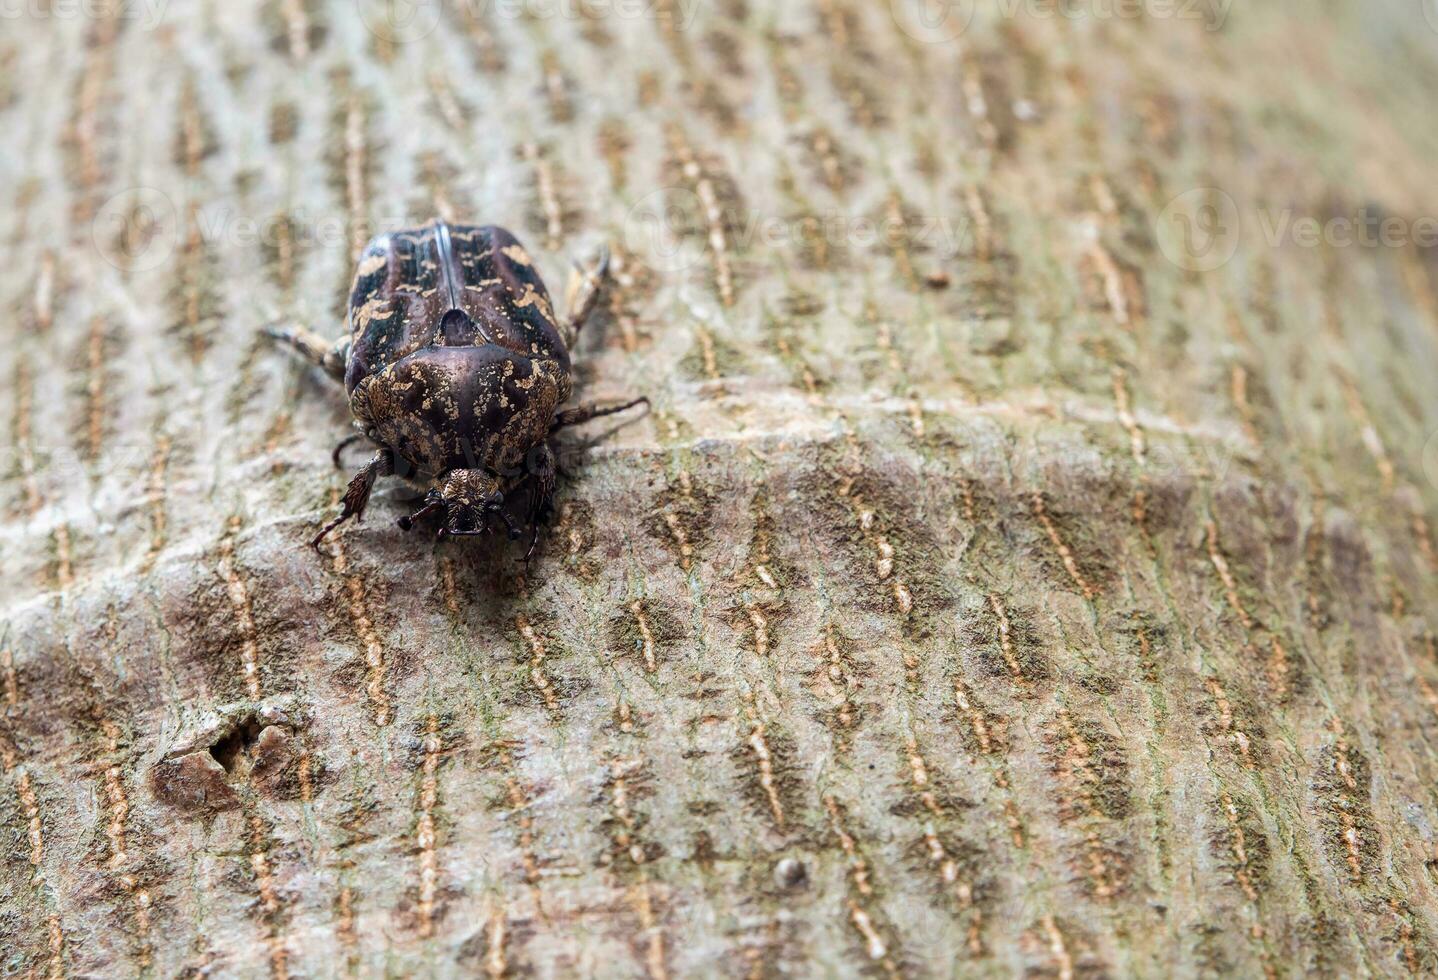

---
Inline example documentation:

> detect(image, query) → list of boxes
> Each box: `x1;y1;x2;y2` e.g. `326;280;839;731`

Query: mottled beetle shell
343;223;573;478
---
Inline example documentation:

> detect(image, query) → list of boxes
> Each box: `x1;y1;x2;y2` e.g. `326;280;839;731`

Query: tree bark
2;0;1438;976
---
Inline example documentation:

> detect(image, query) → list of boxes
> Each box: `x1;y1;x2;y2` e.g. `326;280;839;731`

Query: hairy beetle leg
524;449;555;561
563;245;611;346
310;449;394;549
551;396;650;433
265;322;350;383
530;443;557;508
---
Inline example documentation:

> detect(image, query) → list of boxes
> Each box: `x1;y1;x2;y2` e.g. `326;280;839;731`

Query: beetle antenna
550;396;650;433
332;432;368;469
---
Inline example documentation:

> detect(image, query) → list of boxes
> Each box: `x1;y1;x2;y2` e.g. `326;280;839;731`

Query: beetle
266;221;645;552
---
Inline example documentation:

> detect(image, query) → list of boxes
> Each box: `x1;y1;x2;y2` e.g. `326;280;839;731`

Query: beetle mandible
266;221;645;552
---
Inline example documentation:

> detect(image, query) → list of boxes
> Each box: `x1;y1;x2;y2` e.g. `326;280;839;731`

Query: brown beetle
267;221;644;551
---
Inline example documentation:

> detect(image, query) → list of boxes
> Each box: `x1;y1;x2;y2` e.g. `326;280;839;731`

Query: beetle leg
310;449;394;549
529;443;557;516
508;444;556;564
396;496;445;531
550;396;649;433
265;323;349;383
563;245;610;345
493;508;524;541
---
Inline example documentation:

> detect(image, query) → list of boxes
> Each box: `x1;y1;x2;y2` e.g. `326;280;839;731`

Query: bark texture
2;1;1438;976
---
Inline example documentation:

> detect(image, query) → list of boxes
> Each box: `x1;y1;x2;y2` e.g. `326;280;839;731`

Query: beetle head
432;469;520;539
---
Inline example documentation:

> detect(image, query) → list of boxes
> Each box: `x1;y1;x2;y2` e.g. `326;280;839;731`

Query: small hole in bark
209;716;264;773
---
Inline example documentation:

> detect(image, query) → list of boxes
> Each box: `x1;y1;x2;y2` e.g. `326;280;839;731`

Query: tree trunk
3;0;1438;975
